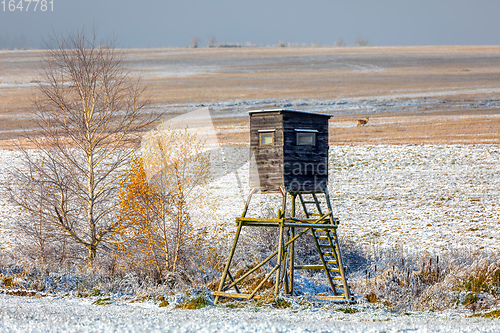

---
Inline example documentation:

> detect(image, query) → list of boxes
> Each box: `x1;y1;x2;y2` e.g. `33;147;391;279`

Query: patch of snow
1;294;499;332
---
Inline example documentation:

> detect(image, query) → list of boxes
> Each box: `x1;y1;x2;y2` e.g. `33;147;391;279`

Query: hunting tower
214;109;352;303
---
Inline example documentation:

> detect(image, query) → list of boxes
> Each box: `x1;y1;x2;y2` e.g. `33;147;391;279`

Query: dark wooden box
249;109;332;192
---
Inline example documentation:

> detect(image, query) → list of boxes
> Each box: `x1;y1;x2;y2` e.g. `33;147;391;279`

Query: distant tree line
189;35;369;48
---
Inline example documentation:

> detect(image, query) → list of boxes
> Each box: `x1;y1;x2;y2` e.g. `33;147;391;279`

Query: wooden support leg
249;264;280;299
241;188;257;218
289;193;296;295
275;219;284;296
214;222;243;304
281;231;290;293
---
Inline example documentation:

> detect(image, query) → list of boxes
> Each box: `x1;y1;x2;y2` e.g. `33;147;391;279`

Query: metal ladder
295;190;352;300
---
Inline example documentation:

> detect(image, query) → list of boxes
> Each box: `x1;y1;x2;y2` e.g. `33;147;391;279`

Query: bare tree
334;38;345;47
355;37;369;47
8;28;156;266
191;36;200;48
207;36;217;48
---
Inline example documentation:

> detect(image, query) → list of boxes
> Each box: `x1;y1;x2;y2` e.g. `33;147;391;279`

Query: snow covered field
329;145;500;253
1;293;500;333
203;144;500;254
1;143;499;254
1;144;499;331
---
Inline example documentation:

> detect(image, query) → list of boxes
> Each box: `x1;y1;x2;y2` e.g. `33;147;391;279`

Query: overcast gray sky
1;0;499;49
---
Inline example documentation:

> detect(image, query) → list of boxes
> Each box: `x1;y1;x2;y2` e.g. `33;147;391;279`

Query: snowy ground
1;293;500;333
202;144;500;254
1;145;499;331
1;144;499;252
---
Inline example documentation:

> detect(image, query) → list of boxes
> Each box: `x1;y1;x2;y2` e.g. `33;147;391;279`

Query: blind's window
296;132;316;146
259;132;274;146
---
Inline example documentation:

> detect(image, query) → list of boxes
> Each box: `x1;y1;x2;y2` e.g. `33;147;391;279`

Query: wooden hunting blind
249;109;330;192
214;109;352;304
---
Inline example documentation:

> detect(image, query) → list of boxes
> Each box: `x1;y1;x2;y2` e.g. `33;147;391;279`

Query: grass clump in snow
92;297;112;305
336;306;359;314
365;292;379;303
89;288;102;297
174;288;213;309
175;295;210;309
2;277;13;287
130;295;151;303
223;302;245;309
471;309;500;318
156;295;169;307
458;260;500;295
462;292;479;306
272;296;292;309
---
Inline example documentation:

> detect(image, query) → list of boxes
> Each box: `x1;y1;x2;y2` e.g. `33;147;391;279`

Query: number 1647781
1;0;54;12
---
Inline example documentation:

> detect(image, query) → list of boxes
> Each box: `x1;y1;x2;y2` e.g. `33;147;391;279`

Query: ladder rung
294;265;324;270
314;229;329;233
319;292;348;297
325;260;338;264
319;244;331;247
294;265;341;273
335;284;351;289
316;295;349;301
302;201;317;204
318;236;330;240
321;252;335;256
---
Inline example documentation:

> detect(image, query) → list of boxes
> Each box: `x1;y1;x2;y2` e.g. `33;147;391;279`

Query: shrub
350;248;500;312
116;129;210;282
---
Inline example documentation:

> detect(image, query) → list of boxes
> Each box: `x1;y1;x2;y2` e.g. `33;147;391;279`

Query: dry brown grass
330;112;500;145
1;46;500;146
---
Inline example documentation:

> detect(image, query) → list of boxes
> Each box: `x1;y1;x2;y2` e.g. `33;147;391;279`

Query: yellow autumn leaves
116;128;211;278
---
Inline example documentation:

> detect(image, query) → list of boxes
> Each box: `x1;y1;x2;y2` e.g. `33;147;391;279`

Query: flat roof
248;109;332;118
